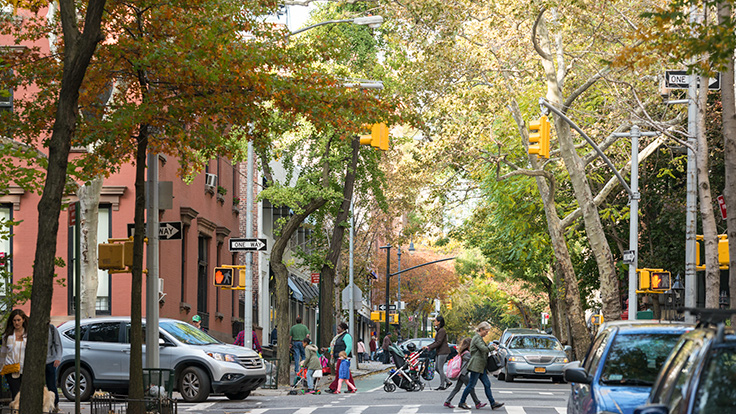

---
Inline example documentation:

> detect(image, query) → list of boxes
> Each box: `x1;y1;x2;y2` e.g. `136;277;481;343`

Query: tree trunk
537;15;621;321
20;1;106;412
319;136;360;351
79;176;103;318
697;75;720;308
273;198;327;386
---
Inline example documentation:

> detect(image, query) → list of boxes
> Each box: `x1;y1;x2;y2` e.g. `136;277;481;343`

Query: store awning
289;274;318;303
287;276;304;302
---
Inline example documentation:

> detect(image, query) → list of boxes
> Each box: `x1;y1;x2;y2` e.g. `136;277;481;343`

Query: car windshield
693;345;736;413
508;336;562;350
160;321;220;345
600;333;681;386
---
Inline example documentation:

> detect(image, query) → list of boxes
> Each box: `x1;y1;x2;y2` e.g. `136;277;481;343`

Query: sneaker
347;389;357;393
458;403;471;410
444;402;455;409
476;403;488;409
491;402;505;410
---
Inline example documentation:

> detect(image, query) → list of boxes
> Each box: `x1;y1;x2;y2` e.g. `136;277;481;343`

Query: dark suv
634;308;736;414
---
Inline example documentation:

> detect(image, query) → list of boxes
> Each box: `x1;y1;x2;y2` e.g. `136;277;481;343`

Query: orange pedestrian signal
650;271;671;291
213;267;234;287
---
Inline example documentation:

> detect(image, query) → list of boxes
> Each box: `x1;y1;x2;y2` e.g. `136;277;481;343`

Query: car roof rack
679;307;736;328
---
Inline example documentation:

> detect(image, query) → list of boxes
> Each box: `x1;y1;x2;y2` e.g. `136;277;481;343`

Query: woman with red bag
326;322;355;393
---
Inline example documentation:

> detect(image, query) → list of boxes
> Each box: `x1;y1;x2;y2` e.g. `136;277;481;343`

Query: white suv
57;317;266;402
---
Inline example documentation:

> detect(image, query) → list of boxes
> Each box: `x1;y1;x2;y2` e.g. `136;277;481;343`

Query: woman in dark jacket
457;321;504;410
327;322;355;393
444;337;483;408
424;315;451;389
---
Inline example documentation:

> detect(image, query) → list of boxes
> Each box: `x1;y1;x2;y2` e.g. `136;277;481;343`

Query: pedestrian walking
327;322;355;393
191;314;207;333
424;315;451;390
46;321;62;412
234;325;262;353
301;338;322;394
443;337;483;409
356;338;366;363
335;351;357;393
456;321;504;410
369;336;377;361
0;309;28;400
381;331;393;364
289;316;310;374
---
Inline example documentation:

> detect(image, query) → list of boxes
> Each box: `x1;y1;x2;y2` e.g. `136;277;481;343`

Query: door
570;331;610;414
83;322;127;382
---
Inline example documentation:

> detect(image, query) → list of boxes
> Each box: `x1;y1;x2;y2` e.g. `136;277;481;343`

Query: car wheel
178;366;211;402
224;390;251;400
61;366;93;402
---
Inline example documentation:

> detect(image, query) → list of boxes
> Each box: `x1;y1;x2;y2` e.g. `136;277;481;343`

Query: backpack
446;353;463;380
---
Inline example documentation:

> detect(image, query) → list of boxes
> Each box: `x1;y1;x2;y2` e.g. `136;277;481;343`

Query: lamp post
380;244;391;341
289;16;384;36
396;246;402;340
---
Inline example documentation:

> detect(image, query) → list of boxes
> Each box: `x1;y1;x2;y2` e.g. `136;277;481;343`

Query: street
55;372;569;414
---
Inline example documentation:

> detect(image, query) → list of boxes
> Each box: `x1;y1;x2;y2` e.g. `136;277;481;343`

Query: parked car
634;309;736;414
57;317;266;403
497;333;571;382
564;322;693;414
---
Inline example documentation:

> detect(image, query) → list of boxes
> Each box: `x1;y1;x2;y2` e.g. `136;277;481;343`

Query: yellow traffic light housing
528;115;551;159
213;267;234;287
359;123;389;151
98;243;124;270
638;268;671;292
371;311;386;322
591;314;603;325
390;313;398;324
447;300;452;310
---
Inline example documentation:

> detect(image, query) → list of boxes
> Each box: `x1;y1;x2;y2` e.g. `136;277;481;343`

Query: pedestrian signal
638;268;671;292
591;315;603;325
213;267;234;287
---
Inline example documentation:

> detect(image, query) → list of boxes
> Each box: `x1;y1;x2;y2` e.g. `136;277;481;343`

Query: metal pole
348;200;355;365
685;75;698;321
628;126;640;321
73;203;81;413
397;247;401;340
383;244;391;340
245;141;254;349
146;152;160;368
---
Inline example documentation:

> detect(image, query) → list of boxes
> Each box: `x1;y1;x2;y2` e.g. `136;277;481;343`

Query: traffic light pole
380;244;391;342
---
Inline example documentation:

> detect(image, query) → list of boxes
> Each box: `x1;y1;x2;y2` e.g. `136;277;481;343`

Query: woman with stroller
423;315;451;390
443;337;484;409
327;322;355;393
456;322;504;410
301;338;322;394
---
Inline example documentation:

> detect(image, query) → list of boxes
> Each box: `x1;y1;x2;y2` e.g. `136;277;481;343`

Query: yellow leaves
3;0;50;14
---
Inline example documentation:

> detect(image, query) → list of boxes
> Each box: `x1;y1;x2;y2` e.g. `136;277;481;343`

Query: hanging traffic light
528;115;551;159
213;267;234;287
359;123;389;151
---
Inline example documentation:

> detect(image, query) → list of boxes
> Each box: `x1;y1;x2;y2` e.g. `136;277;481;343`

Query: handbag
486;352;503;372
0;363;20;376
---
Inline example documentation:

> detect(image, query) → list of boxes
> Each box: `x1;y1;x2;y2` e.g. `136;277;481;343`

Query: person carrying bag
443;337;483;409
456;321;505;411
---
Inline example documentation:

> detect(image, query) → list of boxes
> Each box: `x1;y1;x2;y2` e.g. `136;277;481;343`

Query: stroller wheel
418;382;425;391
288;390;298;395
384;382;397;392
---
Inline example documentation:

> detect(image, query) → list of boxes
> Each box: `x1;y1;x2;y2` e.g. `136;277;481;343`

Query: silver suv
57;317;266;402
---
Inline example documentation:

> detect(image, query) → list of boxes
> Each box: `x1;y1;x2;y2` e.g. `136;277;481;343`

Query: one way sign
665;70;721;90
229;238;268;252
127;221;182;240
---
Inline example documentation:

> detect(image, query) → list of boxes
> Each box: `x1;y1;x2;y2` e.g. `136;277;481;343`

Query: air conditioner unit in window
205;173;217;188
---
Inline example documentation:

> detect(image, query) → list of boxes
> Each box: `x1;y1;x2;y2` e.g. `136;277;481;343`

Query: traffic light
528;115;551;159
507;302;514;312
638;268;671;291
371;311;386;322
591;314;603;325
359;123;389;151
447;300;452;310
541;312;550;325
213;267;234;287
390;313;399;324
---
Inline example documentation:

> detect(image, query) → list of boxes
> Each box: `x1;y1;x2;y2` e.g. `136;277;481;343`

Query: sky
288;4;317;32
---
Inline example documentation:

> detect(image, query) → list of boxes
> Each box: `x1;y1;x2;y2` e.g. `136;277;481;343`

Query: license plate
534;367;546;373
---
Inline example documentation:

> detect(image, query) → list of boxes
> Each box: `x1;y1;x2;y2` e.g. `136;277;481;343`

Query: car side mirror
564;367;592;384
633;405;668;414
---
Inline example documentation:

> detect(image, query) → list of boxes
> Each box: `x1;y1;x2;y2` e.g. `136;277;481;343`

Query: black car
634;308;736;414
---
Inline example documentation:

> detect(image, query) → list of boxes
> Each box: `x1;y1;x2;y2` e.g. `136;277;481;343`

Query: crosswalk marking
397;405;421;414
232;404;568;413
185;402;216;412
504;407;527;414
556;408;568;414
294;408;317;414
345;405;369;414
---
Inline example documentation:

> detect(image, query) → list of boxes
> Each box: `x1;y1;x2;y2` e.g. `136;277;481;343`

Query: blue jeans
306;369;315;390
46;362;59;405
292;341;305;372
459;371;496;406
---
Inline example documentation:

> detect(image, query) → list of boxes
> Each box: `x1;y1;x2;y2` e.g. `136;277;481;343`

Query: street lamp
289;15;384;36
397;246;402;341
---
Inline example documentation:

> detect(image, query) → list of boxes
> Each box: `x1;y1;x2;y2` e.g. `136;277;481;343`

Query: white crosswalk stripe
224;404;569;413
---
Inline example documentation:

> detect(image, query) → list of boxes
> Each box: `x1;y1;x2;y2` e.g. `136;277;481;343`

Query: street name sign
229;238;268;252
378;304;397;311
127;221;182;240
665;70;721;90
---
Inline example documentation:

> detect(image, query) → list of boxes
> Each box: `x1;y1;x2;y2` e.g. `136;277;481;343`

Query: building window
197;235;209;326
0;204;12;310
96;206;112;313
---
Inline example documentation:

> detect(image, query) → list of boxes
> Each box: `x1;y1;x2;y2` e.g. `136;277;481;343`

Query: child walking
336;351;357;394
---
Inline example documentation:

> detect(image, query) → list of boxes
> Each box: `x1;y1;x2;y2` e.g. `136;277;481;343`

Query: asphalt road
56;372;570;414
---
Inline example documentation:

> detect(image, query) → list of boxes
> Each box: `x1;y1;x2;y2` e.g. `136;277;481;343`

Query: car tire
178;366;211;402
224;390;251;400
61;366;93;402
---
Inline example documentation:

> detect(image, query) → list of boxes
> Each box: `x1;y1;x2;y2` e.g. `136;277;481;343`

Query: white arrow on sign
159;223;180;239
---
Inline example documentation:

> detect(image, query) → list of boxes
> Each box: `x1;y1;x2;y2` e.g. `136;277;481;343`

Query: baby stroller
289;367;322;395
383;343;426;392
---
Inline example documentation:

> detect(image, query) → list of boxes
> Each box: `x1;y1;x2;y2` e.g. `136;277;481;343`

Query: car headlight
554;357;569;363
206;352;238;363
508;356;525;362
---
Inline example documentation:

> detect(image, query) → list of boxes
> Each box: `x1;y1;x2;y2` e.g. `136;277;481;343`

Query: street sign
68;202;77;227
664;70;721;90
311;272;320;284
228;238;268;252
341;284;363;310
718;195;727;219
127;221;182;240
378;304;397;311
623;250;636;265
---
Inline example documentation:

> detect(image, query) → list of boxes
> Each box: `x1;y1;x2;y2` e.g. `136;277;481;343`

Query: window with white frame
96;206;112;312
0;204;12;309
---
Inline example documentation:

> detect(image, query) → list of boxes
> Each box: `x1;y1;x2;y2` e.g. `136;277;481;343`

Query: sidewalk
253;359;391;396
